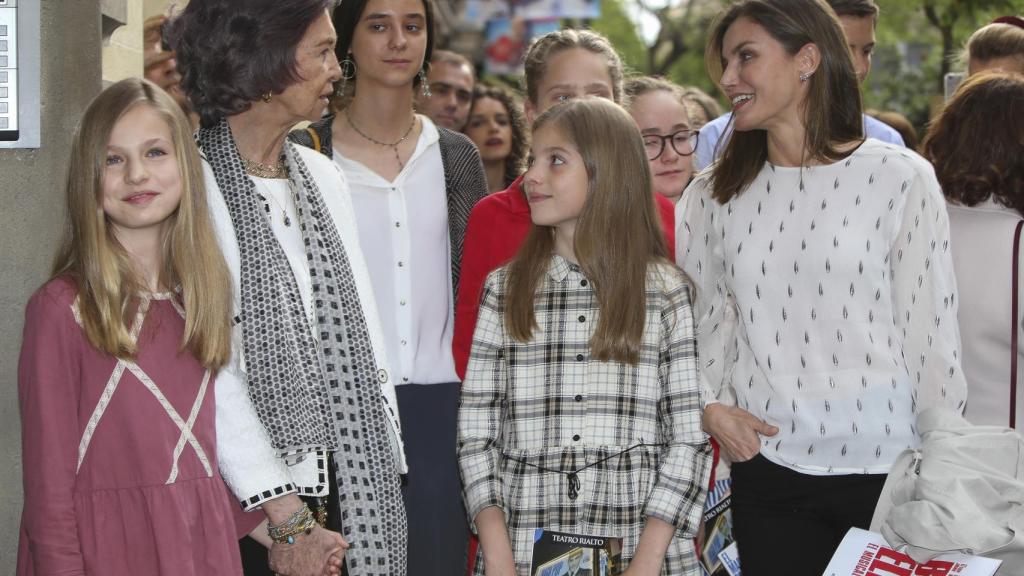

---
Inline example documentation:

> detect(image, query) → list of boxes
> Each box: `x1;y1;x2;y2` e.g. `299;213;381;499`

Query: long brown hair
505;99;667;364
706;0;863;203
52;78;232;368
922;72;1024;215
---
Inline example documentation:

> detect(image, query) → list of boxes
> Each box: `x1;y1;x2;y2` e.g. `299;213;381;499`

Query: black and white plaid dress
458;256;712;575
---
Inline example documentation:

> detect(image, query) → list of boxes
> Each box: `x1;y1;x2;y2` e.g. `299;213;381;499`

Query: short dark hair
332;0;435;103
922;72;1024;216
170;0;330;127
825;0;879;19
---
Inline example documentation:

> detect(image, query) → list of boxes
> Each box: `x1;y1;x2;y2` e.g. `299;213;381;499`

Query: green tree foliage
591;0;649;73
867;0;1015;133
613;0;1018;133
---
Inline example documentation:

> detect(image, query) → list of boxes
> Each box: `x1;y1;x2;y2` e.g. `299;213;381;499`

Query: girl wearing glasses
678;0;965;573
625;77;699;205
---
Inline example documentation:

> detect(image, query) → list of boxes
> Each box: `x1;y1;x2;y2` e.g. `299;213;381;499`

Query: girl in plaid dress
458;98;713;576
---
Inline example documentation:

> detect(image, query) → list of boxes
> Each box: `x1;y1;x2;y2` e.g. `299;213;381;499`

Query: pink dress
17;278;258;575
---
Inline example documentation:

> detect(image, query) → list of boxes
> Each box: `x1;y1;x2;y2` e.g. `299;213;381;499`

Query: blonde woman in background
963;16;1024;76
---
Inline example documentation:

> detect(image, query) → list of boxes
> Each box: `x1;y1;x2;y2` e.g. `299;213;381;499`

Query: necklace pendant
283;214;292;227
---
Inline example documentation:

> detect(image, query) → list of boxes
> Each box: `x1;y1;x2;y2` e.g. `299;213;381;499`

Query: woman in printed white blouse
459;98;712;576
677;0;966;574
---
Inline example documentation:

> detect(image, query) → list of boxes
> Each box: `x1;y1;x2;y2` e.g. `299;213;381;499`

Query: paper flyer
823;528;1002;576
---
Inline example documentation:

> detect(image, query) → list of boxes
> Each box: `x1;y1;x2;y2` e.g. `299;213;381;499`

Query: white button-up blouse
334;117;458;386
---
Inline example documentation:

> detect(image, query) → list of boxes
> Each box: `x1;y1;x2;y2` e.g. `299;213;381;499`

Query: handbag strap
306;126;322;153
1011;219;1023;428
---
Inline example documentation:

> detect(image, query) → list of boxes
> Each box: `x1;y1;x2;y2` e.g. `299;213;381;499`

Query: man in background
415;49;476;131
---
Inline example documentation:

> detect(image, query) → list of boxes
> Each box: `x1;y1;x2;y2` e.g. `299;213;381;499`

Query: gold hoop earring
262;92;273;103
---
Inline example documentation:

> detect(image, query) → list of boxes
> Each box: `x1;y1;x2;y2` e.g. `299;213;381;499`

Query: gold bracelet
267;504;317;545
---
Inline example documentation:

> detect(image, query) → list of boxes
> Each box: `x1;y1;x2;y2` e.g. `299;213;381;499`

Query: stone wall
0;1;103;570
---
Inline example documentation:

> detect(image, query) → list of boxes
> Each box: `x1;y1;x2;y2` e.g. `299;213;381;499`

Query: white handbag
870;407;1024;574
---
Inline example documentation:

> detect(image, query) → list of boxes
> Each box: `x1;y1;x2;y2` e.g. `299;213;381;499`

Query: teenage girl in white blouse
677;1;966;574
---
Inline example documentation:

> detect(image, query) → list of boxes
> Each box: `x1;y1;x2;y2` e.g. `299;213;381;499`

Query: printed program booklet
699;478;741;576
824;528;1002;576
530;529;624;576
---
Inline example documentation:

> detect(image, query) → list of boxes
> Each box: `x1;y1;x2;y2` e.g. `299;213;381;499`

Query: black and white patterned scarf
198;119;407;574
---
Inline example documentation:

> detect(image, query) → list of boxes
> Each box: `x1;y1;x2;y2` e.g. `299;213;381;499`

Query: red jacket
453;176;677;380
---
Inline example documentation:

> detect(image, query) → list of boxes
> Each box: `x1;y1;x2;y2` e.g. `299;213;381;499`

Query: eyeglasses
642;130;699;161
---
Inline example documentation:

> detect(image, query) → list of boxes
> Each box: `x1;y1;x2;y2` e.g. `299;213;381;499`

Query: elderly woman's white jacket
205;143;407;511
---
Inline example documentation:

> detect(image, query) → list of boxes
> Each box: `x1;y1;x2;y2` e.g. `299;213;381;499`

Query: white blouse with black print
678;139;967;476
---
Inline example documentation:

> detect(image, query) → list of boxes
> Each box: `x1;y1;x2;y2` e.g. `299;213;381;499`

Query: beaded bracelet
267;504;317;545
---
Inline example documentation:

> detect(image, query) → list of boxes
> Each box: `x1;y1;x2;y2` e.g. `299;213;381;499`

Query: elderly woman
171;2;408;575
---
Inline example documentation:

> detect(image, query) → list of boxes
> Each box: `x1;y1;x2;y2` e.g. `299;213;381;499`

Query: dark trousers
396;381;468;576
730;454;886;576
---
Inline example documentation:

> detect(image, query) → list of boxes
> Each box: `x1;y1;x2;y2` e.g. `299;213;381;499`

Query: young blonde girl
458;98;711;576
17;78;257;575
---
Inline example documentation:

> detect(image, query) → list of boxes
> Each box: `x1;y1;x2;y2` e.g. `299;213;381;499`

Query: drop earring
419;68;431;97
337;54;357;98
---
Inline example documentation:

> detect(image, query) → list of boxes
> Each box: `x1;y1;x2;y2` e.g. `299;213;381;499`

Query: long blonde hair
505;99;667;364
52;77;232;368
